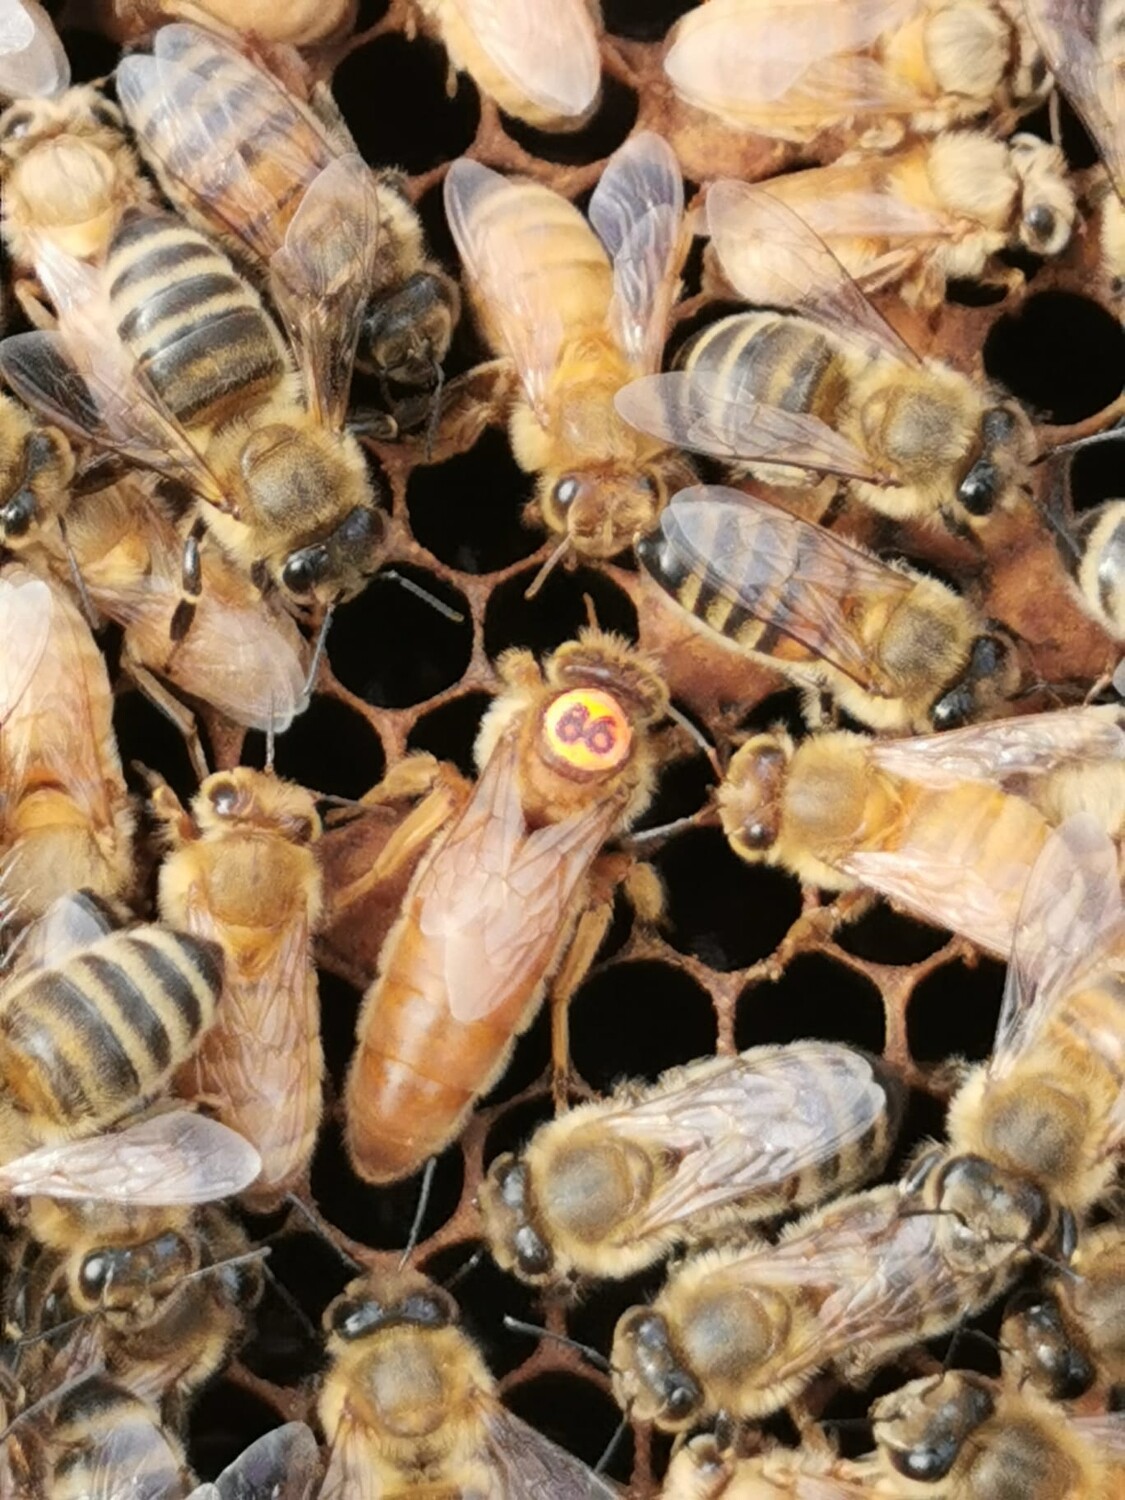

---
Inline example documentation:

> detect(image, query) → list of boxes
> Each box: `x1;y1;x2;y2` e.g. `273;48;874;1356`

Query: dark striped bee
480;1040;898;1290
0;166;386;627
115;22;459;431
636;485;1019;732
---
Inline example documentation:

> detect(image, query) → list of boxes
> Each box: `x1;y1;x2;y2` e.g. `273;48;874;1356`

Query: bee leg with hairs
123;660;211;785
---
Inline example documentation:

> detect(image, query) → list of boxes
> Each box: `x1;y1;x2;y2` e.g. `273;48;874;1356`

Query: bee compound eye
398;1292;452;1327
513;1224;553;1277
281;548;324;598
553;476;581;508
330;1296;385;1340
79;1253;110;1298
1024;204;1056;243
208;780;239;816
663;1372;702;1423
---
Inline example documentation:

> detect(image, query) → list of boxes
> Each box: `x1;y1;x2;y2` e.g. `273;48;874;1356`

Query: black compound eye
553;477;581;508
663;1375;701;1422
330;1296;385;1340
0;109;33;139
514;1224;552;1277
957;459;998;516
89;101;121;129
742;819;775;851
79;1253;110;1297
397;1292;452;1327
894;1442;959;1482
208;780;239;816
494;1156;528;1209
1024;205;1056;243
282;548;324;597
1;491;35;538
982;407;1018;446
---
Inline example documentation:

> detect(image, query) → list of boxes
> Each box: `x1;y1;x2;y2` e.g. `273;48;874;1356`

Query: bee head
717;732;792;863
478;1155;559;1287
612;1307;705;1431
871;1372;996;1483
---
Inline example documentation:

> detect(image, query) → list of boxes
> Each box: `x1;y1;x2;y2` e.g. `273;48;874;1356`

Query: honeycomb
12;0;1125;1490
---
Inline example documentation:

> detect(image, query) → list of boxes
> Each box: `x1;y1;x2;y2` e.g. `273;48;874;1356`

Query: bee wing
318;1410;387;1500
0;236;227;508
617;371;888;482
444;159;569;425
456;0;601;119
1022;0;1125;194
268;154;382;430
990;813;1125;1078
767;185;947;241
600;1042;889;1235
0;0;68;98
116;22;338;268
641;486;917;690
588;131;685;374
1069;1411;1125;1454
478;1400;619;1498
2;890;117;982
0;1110;262;1203
0;563;51;723
840;847;1020;958
665;0;923;133
867;707;1125;788
411;730;618;1026
70;1407;191;1500
194;1423;321;1500
706;180;920;366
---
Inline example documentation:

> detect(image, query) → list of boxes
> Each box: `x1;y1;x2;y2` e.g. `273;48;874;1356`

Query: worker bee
740;132;1073;308
0;888;259;1208
664;0;1048;146
716;705;1125;956
1004;1222;1125;1398
115;22;460;428
610;1161;1066;1429
662;1435;874;1499
149;765;325;1211
1047;494;1125;641
0;174;387;627
318;1268;617;1498
869;1370;1125;1496
343;626;669;1184
111;0;356;48
479;1040;898;1290
618;182;1036;534
408;0;602;129
444;133;695;572
637;486;1020;733
0;562;132;917
0;0;68;101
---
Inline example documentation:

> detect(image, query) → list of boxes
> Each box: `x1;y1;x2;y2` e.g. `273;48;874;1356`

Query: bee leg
548;898;616;1112
170;517;206;646
121;657;211;786
425;359;519;463
133;763;197;845
348;408;400;443
12;277;55;331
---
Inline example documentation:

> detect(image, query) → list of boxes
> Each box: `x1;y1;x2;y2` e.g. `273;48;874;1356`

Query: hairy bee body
1058;500;1125;640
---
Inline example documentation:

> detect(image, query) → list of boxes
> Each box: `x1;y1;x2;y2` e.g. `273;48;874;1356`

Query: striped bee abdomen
50;1377;186;1500
0;925;223;1131
107;209;287;428
679;313;844;419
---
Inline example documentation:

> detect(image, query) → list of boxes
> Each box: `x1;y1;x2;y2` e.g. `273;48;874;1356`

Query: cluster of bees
0;0;1124;1495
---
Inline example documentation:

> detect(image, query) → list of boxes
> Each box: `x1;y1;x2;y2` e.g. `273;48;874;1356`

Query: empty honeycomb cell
406;690;494;774
1069;437;1124;511
906;956;1007;1065
835;903;951;966
187;1381;283;1482
604;0;700;41
984;292;1125;424
328;565;472;707
244;695;385;799
736;954;886;1054
355;0;391;24
567;1263;671;1365
482;562;639;660
407;430;541;572
501;74;639;166
569;959;717;1087
310;1118;465;1247
652;826;802;969
334;33;480;173
116;688;205;806
257;1230;356;1325
421;1242;544;1377
480;1008;552;1106
239;1275;326;1387
504;1371;635;1483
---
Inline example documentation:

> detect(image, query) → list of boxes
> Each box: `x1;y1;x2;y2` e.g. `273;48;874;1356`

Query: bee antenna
302;606;334;703
582;592;599;631
593;1410;630;1475
178;1246;271;1289
440;1247;483;1293
665;702;722;781
381;569;464;623
501;1316;610;1372
524;537;571;601
265;717;276;776
399;1157;436;1269
57;516;99;630
283;1194;365;1276
625;806;716;850
1047;417;1125;456
6;1311;91;1353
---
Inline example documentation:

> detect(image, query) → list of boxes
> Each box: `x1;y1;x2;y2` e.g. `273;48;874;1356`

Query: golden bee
0;562;132;916
742;131;1073;308
869;1370;1125;1497
610;1162;1066;1429
149;765;325;1211
479;1040;898;1289
716;705;1125;956
1048;493;1125;641
111;0;356;48
410;0;603;128
1004;1222;1125;1399
664;0;1048;146
618;182;1037;535
115;21;460;431
0;173;387;628
444;132;695;571
637;485;1020;732
318;1269;618;1498
340;626;669;1184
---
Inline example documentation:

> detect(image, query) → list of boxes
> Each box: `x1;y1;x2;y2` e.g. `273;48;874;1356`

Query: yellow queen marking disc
543;687;632;773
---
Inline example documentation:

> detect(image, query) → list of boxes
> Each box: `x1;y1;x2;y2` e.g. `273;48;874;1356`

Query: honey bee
0;181;387;626
1048;494;1125;641
1003;1222;1125;1399
663;0;1048;146
610;1161;1067;1429
869;1370;1125;1496
318;1268;617;1498
0;0;68;101
111;0;356;48
409;0;602;128
115;22;460;429
0;562;132;917
479;1040;898;1290
742;132;1073;308
0;888;260;1208
716;706;1125;957
444;133;695;569
148;766;325;1211
618;182;1036;534
661;1435;873;1500
638;485;1020;733
343;626;669;1184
